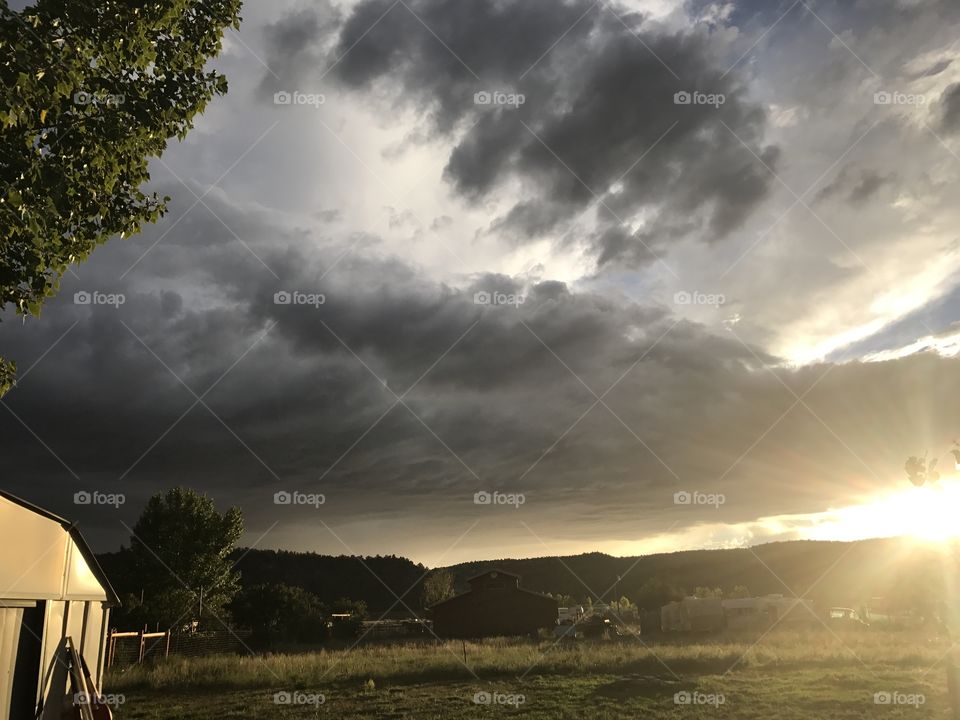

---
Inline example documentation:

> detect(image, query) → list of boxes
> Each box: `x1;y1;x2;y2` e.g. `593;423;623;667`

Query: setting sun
806;477;960;545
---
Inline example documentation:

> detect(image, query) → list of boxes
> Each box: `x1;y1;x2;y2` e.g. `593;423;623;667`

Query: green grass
104;629;959;718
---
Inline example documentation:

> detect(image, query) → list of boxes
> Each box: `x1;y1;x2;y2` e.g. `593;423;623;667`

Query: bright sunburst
805;477;960;544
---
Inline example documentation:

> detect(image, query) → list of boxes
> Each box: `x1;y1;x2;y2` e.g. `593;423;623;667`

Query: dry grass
107;627;951;692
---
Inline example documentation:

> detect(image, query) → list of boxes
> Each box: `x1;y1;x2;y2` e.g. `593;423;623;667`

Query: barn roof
428;568;556;610
0;490;120;606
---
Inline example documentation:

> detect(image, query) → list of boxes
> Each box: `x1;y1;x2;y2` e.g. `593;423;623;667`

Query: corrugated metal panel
96;608;110;687
64;540;108;601
64;602;85;656
38;600;66;708
0;496;108;603
0;497;70;601
80;604;103;685
0;607;24;719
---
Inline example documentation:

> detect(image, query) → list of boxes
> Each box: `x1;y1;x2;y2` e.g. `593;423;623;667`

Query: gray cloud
5;0;960;566
257;0;783;267
3;188;958;560
814;167;895;207
255;2;341;100
941;83;960;134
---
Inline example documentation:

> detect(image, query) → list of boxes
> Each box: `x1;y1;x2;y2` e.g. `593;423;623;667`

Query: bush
231;583;328;646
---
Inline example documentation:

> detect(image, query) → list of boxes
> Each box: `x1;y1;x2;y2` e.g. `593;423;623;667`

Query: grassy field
104;629;958;718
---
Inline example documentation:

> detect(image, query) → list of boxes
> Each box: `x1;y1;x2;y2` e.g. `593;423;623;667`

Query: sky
3;0;960;567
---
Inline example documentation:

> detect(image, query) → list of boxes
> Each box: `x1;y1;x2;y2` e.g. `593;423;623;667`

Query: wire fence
107;619;432;670
359;619;433;641
107;628;254;670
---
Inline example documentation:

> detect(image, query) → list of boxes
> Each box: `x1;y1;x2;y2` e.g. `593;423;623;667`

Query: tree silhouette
128;487;243;628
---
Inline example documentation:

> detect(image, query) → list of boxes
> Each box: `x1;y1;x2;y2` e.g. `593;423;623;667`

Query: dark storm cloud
7;0;960;562
814;167;894;207
910;58;952;80
254;1;341;99
941;83;960;134
847;171;892;206
264;0;782;267
4;189;960;557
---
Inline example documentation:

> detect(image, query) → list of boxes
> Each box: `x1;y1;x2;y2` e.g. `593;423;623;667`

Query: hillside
440;538;956;611
97;537;958;613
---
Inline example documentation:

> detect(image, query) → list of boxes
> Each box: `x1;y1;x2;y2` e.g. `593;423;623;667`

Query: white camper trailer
722;594;817;630
660;596;725;633
0;490;119;720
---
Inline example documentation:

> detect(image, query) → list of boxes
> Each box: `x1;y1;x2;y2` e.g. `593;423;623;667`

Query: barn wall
434;590;557;638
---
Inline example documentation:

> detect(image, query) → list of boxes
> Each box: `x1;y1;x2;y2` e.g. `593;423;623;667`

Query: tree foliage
128;486;243;628
614;595;637;613
422;569;455;607
229;549;427;608
693;586;724;599
0;357;13;396
232;583;329;645
330;597;368;639
0;0;242;394
633;577;685;610
547;592;578;607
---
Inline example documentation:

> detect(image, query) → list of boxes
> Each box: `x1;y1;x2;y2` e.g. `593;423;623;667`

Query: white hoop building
0;490;119;719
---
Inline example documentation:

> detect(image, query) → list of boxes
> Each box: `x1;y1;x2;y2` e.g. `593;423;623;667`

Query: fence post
106;630;114;669
137;627;145;664
165;629;171;659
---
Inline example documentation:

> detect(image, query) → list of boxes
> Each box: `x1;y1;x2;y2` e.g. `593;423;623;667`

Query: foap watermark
74;290;125;307
674;290;725;308
73;91;125;107
474;91;525;108
473;691;526;707
274;490;325;508
674;691;725;707
74;490;125;508
273;90;325;108
474;290;524;307
674;490;725;509
874;691;925;708
274;290;325;308
873;91;927;106
474;490;525;508
273;690;325;707
74;692;125;708
674;90;725;108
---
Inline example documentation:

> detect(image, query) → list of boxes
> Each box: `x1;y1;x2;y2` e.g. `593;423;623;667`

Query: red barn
430;570;557;638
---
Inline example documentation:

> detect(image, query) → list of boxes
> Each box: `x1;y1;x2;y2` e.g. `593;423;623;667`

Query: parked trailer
661;597;725;633
661;595;817;633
